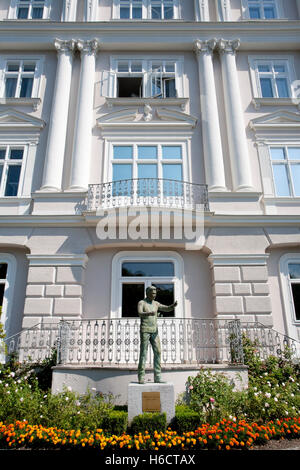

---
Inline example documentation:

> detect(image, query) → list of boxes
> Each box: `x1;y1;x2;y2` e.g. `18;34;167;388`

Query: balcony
86;179;209;212
4;318;299;367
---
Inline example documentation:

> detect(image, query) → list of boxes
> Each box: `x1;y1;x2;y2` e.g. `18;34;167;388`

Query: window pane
270;147;285;160
260;78;273;97
291;165;300;196
131;62;142;72
5;165;21;196
113;146;133;159
112;163;132;181
17;7;29;19
164;78;176;97
162;164;182;180
0;149;5;159
287;148;300;161
23;63;36;72
264;6;275;18
274;64;285;73
276;78;289;98
132;7;142;18
7;63;19;72
118;62;129;72
20;77;33;98
122;262;175;277
289;264;300;279
0;165;3;183
0;264;7;280
151;6;161;18
5;78;17;98
32;7;43;19
249;7;261;18
9;149;24;160
164;6;174;19
162;146;182;160
272;164;290;196
0;284;5;308
152;283;174;317
138;146;157;160
138;164;157;179
122;283;145;317
291;284;300;320
120;7;130;18
258;64;270;72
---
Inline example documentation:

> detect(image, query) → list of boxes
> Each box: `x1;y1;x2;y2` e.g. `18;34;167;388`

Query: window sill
264;196;300;203
252;97;300;110
0;97;41;111
106;97;188;111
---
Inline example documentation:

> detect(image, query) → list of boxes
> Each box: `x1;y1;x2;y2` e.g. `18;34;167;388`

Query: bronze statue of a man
137;286;177;384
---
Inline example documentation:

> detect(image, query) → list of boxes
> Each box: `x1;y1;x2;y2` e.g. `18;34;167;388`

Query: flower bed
1;417;299;451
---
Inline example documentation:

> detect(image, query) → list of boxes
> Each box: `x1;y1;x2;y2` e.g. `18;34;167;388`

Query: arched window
279;254;300;342
111;251;184;318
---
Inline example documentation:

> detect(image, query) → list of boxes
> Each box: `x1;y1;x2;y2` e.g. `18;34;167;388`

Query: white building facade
0;0;300;399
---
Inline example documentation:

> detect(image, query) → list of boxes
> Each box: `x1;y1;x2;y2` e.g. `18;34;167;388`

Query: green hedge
130;412;166;435
102;410;128;435
172;405;201;432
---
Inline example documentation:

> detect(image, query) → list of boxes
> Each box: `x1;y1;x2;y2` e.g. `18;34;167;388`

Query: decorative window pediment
0;108;45;130
249;110;300;131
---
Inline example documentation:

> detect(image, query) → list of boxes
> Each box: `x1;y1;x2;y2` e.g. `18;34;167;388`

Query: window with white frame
110;143;184;195
0;254;17;352
110;57;183;98
112;252;183;318
115;0;180;19
287;262;300;322
9;0;51;19
249;57;296;99
0;59;42;99
244;0;281;19
0;263;8;319
0;146;26;197
269;146;300;197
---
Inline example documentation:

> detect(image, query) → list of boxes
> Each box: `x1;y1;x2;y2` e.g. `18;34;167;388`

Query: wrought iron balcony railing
3;318;299;367
86;179;209;212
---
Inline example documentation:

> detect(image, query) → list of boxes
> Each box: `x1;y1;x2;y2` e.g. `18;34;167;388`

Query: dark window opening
117;77;143;97
291;284;300;321
122;283;145;317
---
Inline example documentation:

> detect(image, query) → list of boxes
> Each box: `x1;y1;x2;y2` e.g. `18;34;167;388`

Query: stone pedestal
128;382;175;425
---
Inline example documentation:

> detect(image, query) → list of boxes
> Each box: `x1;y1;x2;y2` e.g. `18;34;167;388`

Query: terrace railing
3;318;299;367
86;179;209;212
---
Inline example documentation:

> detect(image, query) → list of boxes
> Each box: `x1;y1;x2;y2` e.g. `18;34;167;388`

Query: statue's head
146;286;157;300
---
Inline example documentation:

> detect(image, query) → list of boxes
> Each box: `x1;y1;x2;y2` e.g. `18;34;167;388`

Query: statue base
127;382;175;425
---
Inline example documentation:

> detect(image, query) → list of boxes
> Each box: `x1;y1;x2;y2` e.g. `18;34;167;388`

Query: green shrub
130;412;166;435
102;410;128;435
172;405;200;433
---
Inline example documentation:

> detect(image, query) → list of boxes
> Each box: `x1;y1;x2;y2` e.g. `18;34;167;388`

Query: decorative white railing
3;318;299;367
86;179;209;212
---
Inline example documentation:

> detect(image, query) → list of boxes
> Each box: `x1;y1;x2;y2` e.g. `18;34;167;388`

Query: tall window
1;60;39;98
0;146;25;197
256;61;290;98
270;146;300;197
0;263;8;320
288;263;300;322
111;252;183;319
150;0;175;19
121;261;176;317
247;0;278;19
110;58;182;98
111;144;183;187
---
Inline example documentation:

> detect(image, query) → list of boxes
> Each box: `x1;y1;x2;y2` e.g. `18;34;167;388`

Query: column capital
54;39;76;56
193;38;217;56
77;38;100;55
217;38;240;55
